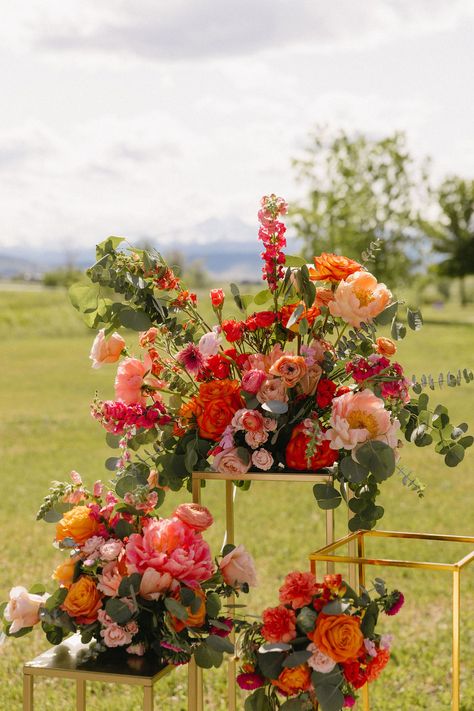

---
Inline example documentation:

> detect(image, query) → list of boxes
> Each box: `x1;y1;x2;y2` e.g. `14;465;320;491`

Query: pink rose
4;586;49;633
99;540;123;561
114;357;148;405
213;447;251;476
173;503;214;532
100;622;133;648
263;417;277;431
127;643;146;656
245;430;268;448
219;544;257;588
93;480;104;498
90;329;126;369
307;643;337;673
241;369;267;394
256;378;288;405
251;449;274;471
139;569;176;600
97;562;123;597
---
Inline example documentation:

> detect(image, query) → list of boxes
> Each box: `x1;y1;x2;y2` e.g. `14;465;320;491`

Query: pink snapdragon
258;194;288;292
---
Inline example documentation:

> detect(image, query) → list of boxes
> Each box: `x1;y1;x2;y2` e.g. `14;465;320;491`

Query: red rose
254;311;277;328
210;289;225;308
245;315;259;332
222;319;246;343
316;379;338;408
343;660;368;689
285;422;339;471
207;354;231;379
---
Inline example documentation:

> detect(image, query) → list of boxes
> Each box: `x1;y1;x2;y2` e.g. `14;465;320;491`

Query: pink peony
279;571;319;609
251;449;274;470
219;544;257;588
307;643;337;673
90;329;126;369
173;503;214;532
97;562;123;597
213;447;251;476
125;517;214;588
325;389;400;452
329;271;391;328
139;569;176;600
256;378;288;405
115;357;148;405
241;369;267;394
4;586;49;633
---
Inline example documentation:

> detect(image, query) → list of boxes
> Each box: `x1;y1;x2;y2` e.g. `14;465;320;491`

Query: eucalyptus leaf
105;598;133;624
314;684;345;711
313;483;342;510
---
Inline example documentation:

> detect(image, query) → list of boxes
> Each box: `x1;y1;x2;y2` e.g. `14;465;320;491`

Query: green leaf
286;303;305;329
235;447;251;465
44;588;68;612
296;606;318;633
184;442;199;472
244;688;272;711
106;433;121;449
280;699;307;710
118;573;141;597
360;601;378;637
164;597;188;621
459;436;474;449
180;588;196;606
206;592;221;618
285;255;307;268
261;400;288;415
374;301;398;326
194;643;222;669
322;600;351;615
282;650;312;668
105;456;120;471
445;444;465;467
206;634;234;654
313;483;342;510
391;318;406;340
260;642;292;653
43;508;64;523
105;598;133;624
311;666;343;687
222;543;236;557
29;583;46;595
314;684;345;711
407;307;423;331
68;282;100;314
96;236;125;257
257;649;286;679
253;289;273;305
119;308;152;331
115;475;138;498
339;457;369;483
355;441;396;481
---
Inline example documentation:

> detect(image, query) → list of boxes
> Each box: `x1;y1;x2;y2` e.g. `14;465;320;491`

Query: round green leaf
119;308;152;331
313;483;342;510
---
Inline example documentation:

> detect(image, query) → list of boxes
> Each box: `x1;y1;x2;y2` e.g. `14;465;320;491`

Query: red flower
254;311;277;328
279;571;319;609
210;289;225;308
222;319;246;343
316;379;338;408
366;648;390;682
285;422;339;471
343;660;368;689
261;605;297;643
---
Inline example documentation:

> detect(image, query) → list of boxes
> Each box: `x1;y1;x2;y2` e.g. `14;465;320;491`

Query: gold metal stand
191;470;338;711
23;634;173;710
309;529;474;711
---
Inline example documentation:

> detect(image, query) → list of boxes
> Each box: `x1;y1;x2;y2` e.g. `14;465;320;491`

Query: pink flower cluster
98;608;138;648
258;194;288;292
346;355;410;404
91;399;171;435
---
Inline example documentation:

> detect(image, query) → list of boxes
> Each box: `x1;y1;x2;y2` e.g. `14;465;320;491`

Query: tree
290;127;430;285
425;176;474;306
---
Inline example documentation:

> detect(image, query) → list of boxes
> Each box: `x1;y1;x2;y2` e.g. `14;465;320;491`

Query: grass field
0;287;473;710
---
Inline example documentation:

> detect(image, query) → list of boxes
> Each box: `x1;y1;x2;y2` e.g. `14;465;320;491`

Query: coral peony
114;357;148;405
261;605;297;643
139;569;175;600
366;648;391;682
4;586;49;633
329;271;391;328
89;329;125;369
219;544;257;587
279;571;319;609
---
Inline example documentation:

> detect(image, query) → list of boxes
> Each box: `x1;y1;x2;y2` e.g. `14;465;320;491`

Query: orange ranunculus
56;506;100;546
375;337;397;356
170;588;207;632
285;423;339;471
271;664;311;695
310;613;364;663
52;557;78;589
310;253;362;282
62;576;102;623
194;380;244;440
269;355;307;388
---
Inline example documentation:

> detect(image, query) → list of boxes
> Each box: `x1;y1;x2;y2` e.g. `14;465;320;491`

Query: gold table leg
143;684;154;711
452;568;461;711
76;679;86;711
23;672;33;711
188;657;199;711
325;508;335;574
225;480;237;711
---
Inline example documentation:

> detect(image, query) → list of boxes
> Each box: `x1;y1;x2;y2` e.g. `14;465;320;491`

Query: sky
0;0;473;251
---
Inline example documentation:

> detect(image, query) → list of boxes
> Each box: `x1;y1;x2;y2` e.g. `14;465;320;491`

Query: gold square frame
309;530;474;711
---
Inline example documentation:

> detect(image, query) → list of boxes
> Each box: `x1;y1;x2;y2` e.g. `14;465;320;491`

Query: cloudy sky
1;0;473;251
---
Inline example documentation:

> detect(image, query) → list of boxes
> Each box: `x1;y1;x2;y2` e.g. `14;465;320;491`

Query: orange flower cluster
179;379;244;441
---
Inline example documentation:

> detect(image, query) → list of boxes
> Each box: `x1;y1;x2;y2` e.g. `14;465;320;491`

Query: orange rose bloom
194;380;244;440
170;588;207;632
52;557;78;589
56;506;100;546
269;355;307;388
310;613;364;663
271;664;311;695
375;337;397;356
62;576;102;623
310;253;362;282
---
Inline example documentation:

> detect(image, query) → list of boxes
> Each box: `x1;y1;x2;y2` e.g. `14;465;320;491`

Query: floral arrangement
1;472;256;668
68;194;473;530
236;571;403;711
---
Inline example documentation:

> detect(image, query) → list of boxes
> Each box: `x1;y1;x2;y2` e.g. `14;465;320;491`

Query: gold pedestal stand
23;633;173;711
189;470;340;711
309;529;474;711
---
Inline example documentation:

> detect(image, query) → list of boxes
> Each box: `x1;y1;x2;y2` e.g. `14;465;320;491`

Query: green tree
425;176;474;306
291;127;430;284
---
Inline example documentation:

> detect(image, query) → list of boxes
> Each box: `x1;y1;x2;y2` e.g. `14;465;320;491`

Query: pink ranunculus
125;518;214;588
325;389;400;452
70;470;82;485
139;569;176;600
251;449;274;471
173;503;214;532
100;622;133;648
231;408;265;432
213;447;251;476
245;430;268;448
4;586;49;633
256;377;288;405
241;369;267;394
219;544;257;588
364;638;377;657
307;643;337;673
97;562;123;597
114;357;148;405
329;271;392;328
90;329;126;369
99;540;123;561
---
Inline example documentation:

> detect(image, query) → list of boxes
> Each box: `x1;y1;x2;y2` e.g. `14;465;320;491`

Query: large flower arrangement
1;473;256;668
236;571;403;711
68;194;473;530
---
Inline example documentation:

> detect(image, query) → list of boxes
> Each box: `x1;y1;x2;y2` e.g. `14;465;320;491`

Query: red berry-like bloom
385;590;405;616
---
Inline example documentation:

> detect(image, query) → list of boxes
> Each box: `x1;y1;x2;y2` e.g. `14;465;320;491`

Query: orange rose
310;253;362;282
269;355;307;388
62;576;102;623
375;337;397;356
310;613;364;663
170;588;207;632
52;557;78;589
271;664;311;695
195;380;244;440
56;506;100;546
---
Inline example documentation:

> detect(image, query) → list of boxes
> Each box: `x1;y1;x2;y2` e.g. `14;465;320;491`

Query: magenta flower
176;343;206;376
385;590;405;616
236;672;265;690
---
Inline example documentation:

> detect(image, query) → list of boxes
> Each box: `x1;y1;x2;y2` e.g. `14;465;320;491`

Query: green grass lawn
0;288;473;710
